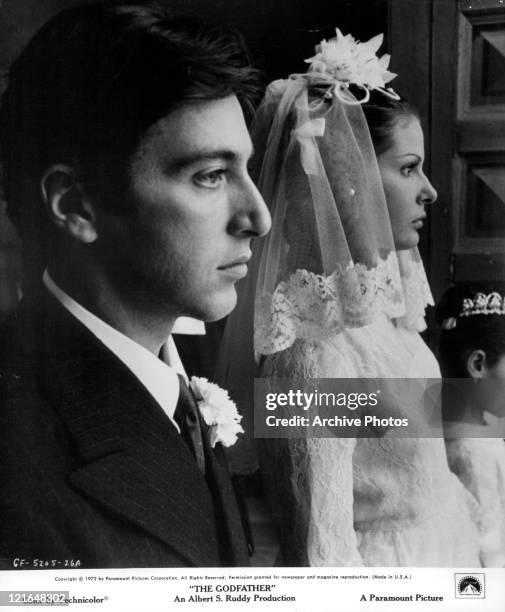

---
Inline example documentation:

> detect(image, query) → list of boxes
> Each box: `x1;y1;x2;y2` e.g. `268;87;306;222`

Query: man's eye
194;169;226;188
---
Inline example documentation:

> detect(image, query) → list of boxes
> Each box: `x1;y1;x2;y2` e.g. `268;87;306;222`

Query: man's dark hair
0;2;261;276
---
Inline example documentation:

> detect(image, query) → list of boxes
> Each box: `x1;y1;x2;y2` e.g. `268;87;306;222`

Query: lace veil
216;50;433;475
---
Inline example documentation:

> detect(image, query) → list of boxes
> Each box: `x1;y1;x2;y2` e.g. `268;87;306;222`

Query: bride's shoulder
260;322;388;378
259;314;440;379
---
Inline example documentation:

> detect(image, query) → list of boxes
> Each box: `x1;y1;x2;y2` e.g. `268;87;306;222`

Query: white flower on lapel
189;377;244;448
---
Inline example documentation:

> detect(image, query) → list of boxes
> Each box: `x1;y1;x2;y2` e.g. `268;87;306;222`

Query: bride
218;29;481;566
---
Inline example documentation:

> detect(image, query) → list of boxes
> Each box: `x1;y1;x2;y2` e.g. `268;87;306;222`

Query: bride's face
377;117;437;250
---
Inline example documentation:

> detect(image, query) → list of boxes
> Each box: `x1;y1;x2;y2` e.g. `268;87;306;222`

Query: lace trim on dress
397;254;434;333
255;252;432;355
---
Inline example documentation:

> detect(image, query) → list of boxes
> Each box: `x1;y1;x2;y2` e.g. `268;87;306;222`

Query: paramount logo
455;574;485;599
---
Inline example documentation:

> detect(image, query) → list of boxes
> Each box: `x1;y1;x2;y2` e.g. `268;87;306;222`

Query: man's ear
466;349;487;379
40;164;97;244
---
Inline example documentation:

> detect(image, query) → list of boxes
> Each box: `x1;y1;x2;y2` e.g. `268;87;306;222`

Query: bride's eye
400;162;418;177
194;168;227;188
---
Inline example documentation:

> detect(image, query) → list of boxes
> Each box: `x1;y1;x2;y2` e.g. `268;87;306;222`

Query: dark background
0;0;388;80
3;1;504;322
0;0;388;318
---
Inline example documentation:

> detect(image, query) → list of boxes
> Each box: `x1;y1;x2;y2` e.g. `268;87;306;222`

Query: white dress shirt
43;270;203;429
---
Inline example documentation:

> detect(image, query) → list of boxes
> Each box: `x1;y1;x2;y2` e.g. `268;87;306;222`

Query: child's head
437;283;505;377
436;283;505;417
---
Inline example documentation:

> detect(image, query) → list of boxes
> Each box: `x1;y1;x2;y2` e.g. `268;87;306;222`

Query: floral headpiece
304;28;399;105
441;292;505;330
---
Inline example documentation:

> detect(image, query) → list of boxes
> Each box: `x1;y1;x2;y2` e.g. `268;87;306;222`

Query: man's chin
189;290;238;323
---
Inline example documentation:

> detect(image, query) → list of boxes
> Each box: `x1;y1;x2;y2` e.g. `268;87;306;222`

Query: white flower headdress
304;28;399;105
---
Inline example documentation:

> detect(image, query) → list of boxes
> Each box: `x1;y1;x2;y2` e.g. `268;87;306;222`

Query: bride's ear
40;164;98;244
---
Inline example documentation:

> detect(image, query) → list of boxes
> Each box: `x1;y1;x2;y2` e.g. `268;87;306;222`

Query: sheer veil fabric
216;72;482;566
216;75;433;475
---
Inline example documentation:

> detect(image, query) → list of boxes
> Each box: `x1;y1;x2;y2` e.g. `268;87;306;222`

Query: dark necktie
174;374;206;474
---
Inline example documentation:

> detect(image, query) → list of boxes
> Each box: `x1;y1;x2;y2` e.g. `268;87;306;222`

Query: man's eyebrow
169;148;254;170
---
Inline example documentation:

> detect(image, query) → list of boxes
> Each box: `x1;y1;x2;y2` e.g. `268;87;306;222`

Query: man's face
95;95;271;322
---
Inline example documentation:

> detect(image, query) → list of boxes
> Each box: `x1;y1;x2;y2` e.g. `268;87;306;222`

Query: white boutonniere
189;377;244;448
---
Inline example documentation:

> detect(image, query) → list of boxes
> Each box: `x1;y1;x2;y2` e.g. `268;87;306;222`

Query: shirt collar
172;317;205;335
43;269;185;424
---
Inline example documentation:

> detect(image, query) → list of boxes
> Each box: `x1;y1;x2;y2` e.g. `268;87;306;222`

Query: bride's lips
412;216;426;230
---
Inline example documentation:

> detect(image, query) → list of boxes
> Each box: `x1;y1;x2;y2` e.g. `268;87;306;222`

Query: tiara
304;28;399;105
460;292;505;317
441;292;505;330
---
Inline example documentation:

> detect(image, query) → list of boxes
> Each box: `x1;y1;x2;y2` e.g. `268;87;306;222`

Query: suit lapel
199;414;251;566
182;375;250;566
33;293;221;566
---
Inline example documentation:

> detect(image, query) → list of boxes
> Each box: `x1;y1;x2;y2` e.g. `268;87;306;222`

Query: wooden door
447;0;505;285
392;0;505;304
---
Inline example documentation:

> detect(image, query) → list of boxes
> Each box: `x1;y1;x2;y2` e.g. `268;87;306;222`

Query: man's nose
230;178;271;237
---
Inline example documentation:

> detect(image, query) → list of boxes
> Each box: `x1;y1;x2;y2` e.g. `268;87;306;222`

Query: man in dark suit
0;3;270;569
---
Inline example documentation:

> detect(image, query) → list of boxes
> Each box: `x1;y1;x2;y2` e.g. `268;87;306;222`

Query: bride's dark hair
360;90;420;155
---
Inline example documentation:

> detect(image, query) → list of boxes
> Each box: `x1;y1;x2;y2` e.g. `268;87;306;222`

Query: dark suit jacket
0;289;249;569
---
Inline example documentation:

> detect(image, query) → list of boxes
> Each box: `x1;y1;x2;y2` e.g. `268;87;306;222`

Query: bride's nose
418;173;437;205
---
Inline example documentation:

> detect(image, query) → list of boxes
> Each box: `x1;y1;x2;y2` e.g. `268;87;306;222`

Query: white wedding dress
260;314;482;566
445;427;505;567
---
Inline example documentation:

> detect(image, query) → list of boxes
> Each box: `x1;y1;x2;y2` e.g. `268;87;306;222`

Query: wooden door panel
459;6;505;116
455;0;505;283
430;0;505;290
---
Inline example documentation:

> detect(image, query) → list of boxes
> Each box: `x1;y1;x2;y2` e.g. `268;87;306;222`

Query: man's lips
218;255;251;270
217;255;251;281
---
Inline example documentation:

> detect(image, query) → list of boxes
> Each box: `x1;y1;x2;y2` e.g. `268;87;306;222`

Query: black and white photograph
0;0;504;610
